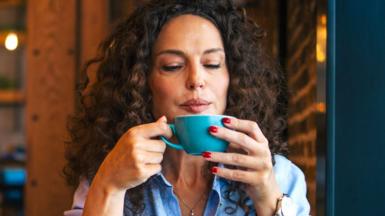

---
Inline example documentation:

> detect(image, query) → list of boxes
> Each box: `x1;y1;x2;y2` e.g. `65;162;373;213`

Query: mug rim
174;114;232;119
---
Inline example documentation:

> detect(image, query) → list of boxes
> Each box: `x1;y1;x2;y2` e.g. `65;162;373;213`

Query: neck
162;148;212;216
162;148;211;188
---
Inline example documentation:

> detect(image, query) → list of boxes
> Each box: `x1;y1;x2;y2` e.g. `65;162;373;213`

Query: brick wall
244;1;279;58
285;1;317;215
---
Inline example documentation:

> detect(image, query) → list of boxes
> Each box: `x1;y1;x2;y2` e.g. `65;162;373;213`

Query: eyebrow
155;48;224;57
203;48;224;55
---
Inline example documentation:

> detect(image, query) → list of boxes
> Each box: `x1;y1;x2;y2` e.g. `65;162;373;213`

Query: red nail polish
222;117;231;124
202;152;211;158
209;126;218;133
211;167;218;173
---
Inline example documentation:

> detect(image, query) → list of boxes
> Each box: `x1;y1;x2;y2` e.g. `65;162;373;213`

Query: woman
64;0;310;215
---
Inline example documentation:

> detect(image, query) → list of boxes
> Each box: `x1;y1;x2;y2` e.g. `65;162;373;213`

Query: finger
211;166;256;185
209;126;261;155
202;152;264;170
227;143;248;153
129;116;173;139
134;149;164;164
138;140;166;153
145;164;162;177
141;151;164;164
222;117;267;144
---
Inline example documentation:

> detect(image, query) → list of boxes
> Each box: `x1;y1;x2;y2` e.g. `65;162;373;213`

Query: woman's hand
202;117;283;216
93;116;172;193
84;116;172;215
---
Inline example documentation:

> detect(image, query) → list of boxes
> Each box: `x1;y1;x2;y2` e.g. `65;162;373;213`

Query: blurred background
0;0;26;215
0;0;384;216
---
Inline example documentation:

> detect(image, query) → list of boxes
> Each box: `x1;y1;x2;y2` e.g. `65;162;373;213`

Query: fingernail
202;152;211;158
211;167;218;174
222;117;231;124
209;126;218;133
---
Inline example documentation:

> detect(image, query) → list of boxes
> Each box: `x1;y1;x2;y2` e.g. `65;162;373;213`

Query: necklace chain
174;189;207;216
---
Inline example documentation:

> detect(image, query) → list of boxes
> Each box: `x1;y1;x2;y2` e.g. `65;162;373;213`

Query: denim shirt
64;155;310;216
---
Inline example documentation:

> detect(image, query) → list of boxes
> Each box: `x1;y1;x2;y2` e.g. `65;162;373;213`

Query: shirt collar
153;163;229;192
154;172;173;187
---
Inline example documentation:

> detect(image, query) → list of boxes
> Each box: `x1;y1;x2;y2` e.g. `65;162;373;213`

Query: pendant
190;210;194;216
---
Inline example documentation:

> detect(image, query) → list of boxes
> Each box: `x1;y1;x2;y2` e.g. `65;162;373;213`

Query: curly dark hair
64;0;288;215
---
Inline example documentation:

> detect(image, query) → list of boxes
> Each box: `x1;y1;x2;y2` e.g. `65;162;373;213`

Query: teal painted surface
326;0;336;215
327;0;385;215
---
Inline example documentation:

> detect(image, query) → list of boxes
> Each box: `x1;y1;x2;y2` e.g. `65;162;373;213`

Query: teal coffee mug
160;114;230;155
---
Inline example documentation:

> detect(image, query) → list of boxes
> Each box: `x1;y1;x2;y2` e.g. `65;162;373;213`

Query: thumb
157;115;167;123
156;115;172;138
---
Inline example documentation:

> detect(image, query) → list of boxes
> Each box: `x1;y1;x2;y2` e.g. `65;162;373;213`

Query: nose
186;65;205;90
187;80;204;89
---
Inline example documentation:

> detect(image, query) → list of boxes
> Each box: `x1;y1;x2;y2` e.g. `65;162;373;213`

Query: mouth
180;98;211;113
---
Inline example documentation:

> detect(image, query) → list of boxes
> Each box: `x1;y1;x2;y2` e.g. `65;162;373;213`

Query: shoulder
64;178;89;215
66;178;90;212
273;154;310;215
273;154;306;183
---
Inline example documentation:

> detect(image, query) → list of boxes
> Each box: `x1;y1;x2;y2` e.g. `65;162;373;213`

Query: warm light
5;32;19;51
317;44;326;62
317;14;327;63
321;15;327;25
315;102;326;113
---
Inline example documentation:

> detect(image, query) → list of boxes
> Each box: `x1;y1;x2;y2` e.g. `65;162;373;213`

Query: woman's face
149;14;229;120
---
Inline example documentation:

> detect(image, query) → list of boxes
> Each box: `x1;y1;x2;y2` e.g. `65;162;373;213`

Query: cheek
215;73;229;98
151;80;174;117
151;80;176;103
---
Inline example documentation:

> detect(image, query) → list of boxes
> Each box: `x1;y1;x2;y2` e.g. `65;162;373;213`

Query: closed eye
204;64;220;69
161;65;183;72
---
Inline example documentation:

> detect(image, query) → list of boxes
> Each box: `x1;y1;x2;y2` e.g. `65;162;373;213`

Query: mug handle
160;124;184;150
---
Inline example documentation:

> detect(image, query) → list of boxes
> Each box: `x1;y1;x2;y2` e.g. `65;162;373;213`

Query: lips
180;98;211;113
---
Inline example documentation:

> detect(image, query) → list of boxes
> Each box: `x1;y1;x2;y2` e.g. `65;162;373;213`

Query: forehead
153;14;224;54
